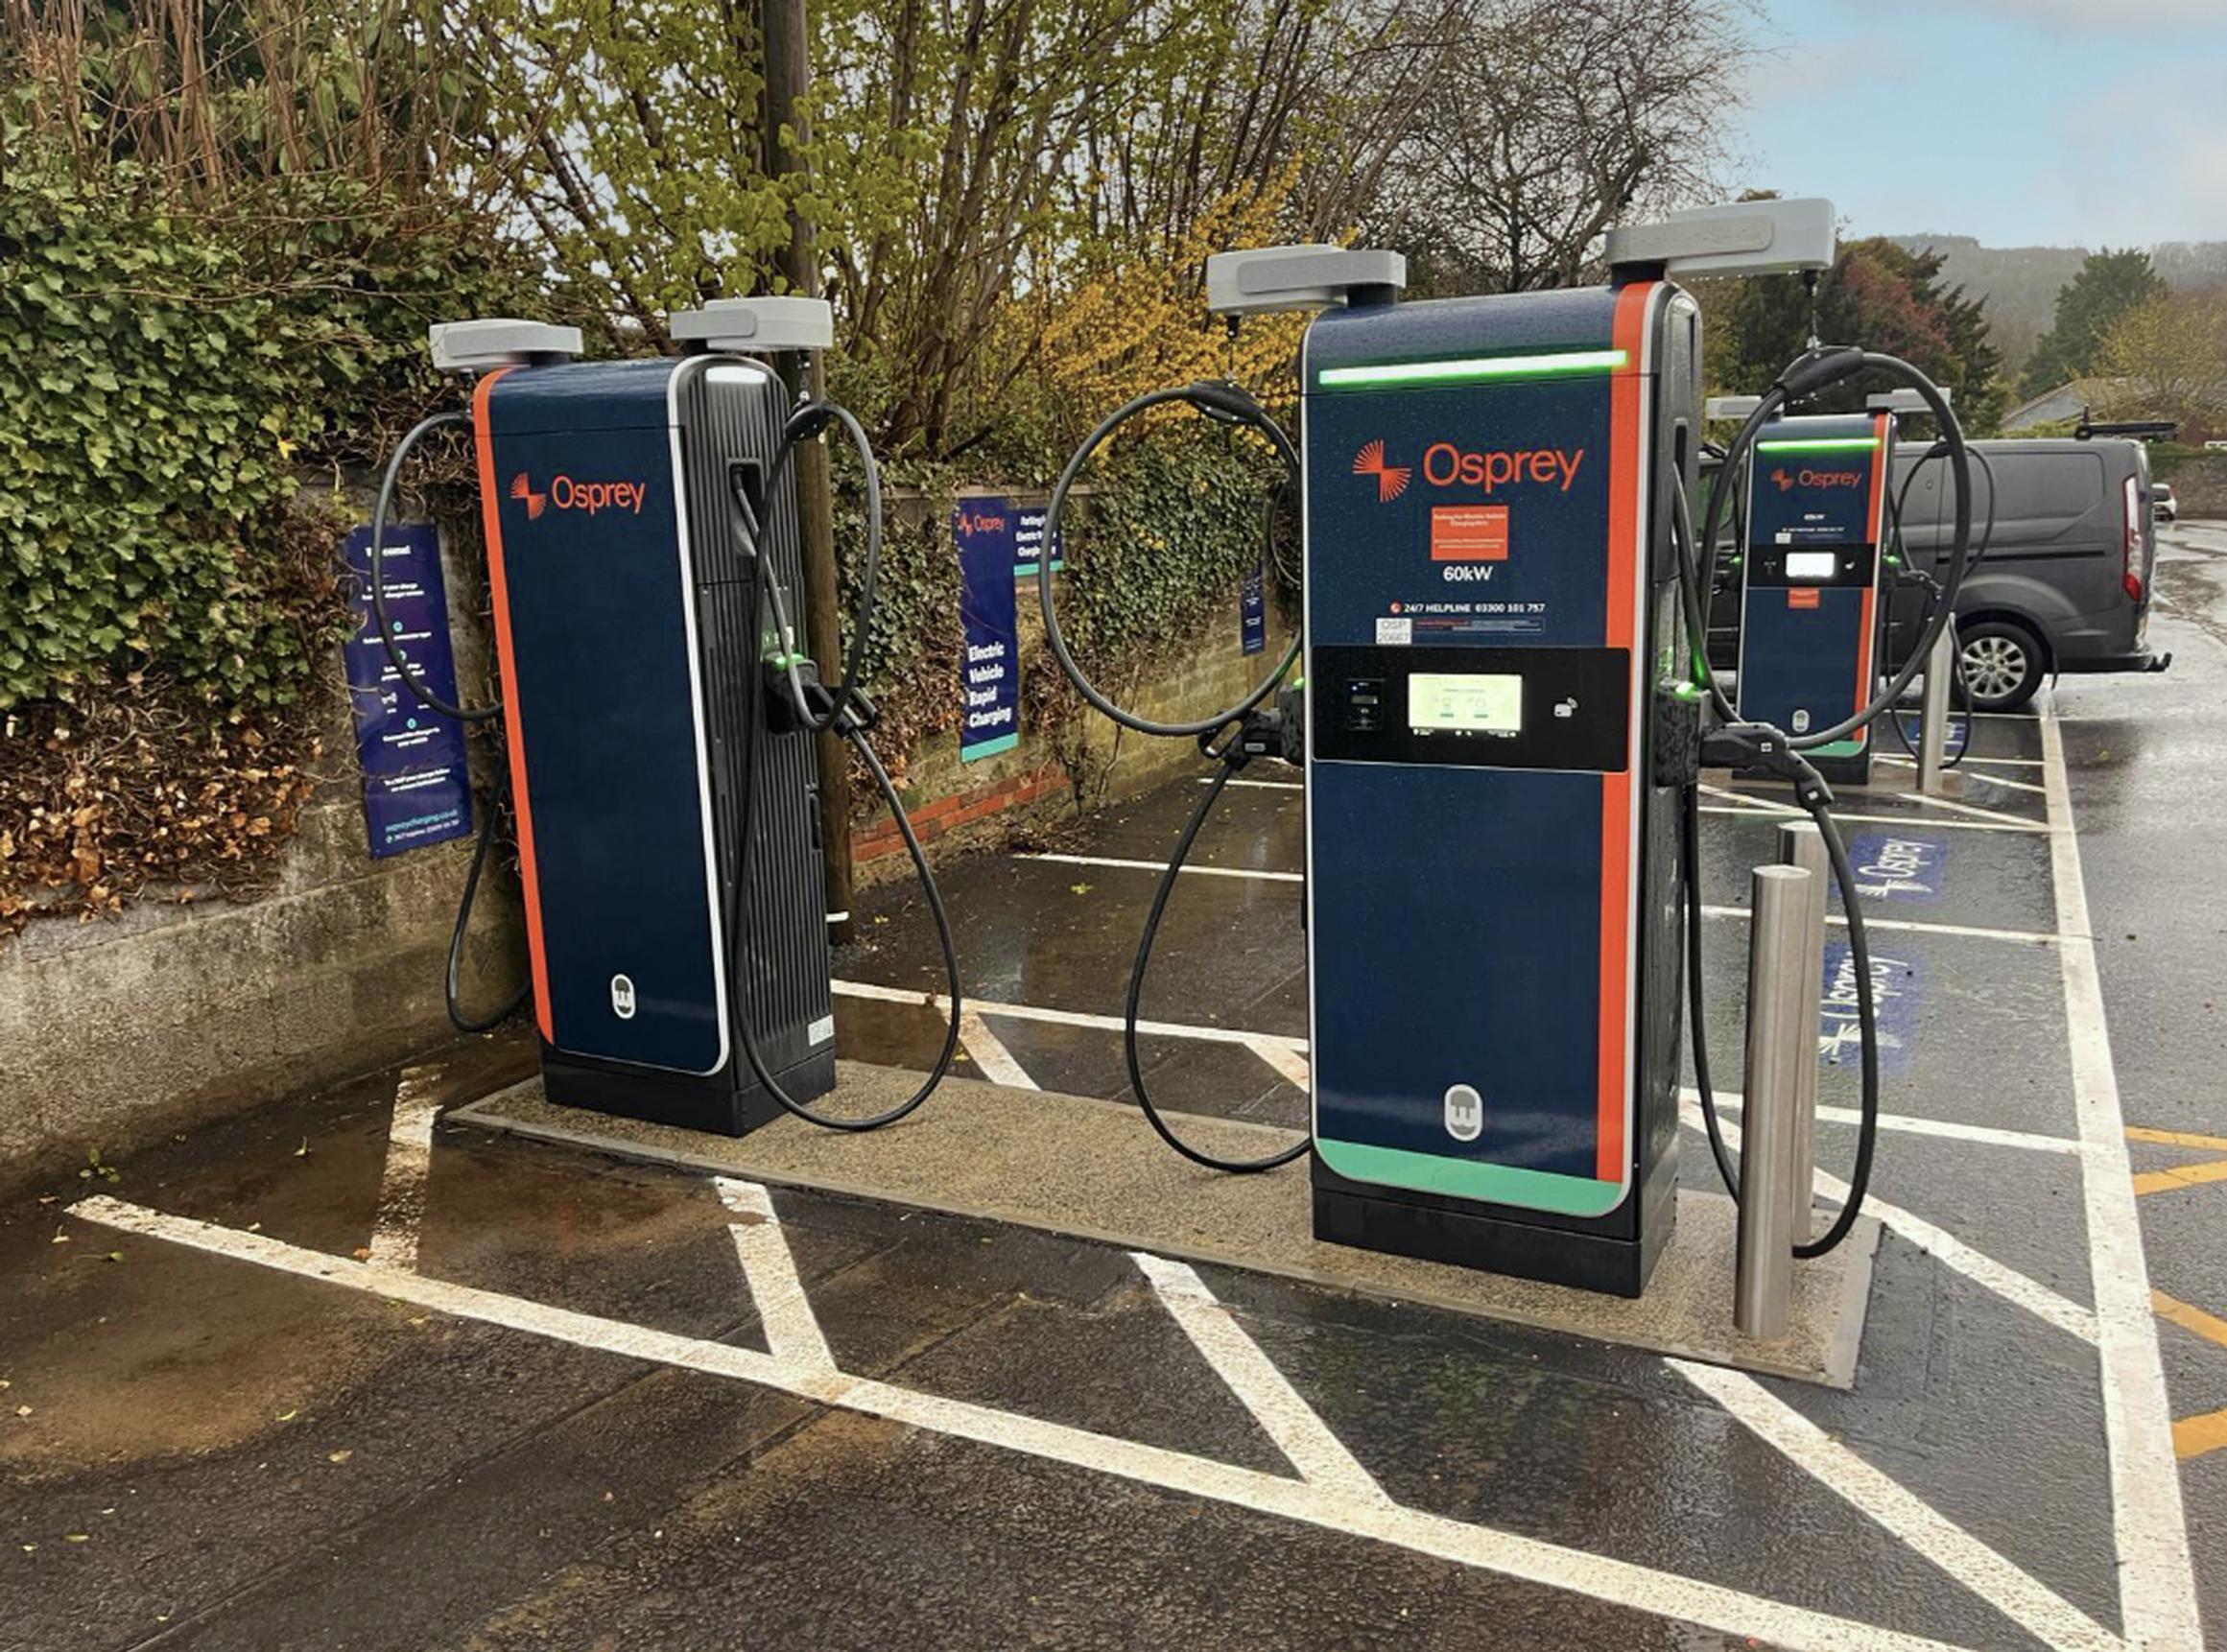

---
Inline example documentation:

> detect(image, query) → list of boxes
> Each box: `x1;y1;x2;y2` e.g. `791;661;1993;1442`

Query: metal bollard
1917;621;1957;793
1775;821;1828;1243
1736;862;1814;1340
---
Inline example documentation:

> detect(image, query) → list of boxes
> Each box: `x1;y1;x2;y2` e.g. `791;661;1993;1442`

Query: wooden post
761;0;855;942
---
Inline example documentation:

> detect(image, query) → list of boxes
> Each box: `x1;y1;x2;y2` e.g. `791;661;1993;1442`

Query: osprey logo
509;472;647;519
1774;465;1861;492
1352;439;1412;503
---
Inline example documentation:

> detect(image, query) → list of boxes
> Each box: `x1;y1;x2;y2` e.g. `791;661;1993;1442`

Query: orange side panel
1596;282;1654;1184
472;368;553;1042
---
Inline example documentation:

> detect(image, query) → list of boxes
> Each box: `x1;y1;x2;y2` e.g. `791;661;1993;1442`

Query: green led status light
1317;348;1627;389
1754;437;1882;453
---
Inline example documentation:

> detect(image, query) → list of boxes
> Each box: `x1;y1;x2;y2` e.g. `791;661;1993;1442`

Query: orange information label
1787;586;1822;610
1431;505;1509;561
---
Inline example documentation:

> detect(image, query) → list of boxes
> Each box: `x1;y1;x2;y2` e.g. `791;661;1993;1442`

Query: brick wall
848;578;1294;884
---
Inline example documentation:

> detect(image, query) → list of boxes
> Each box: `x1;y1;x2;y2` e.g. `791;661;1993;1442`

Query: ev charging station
1734;412;1896;785
377;298;960;1144
1295;281;1697;1295
1029;197;1970;1304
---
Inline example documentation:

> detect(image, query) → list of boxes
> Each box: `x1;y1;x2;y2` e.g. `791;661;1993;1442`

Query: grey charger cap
1606;199;1836;279
427;318;584;374
669;295;834;353
1204;245;1408;317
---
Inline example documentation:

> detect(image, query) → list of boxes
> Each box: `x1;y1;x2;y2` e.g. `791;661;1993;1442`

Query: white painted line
1022;852;1304;885
1698;904;2058;948
1875;758;2051;797
2039;695;2201;1650
1684;1102;2097;1345
1700;807;2049;837
714;1178;837;1372
1878;753;2048;772
1244;1035;1313;1090
1132;1252;1387;1503
65;1195;1985;1652
366;1066;442;1271
1198;776;1305;791
960;1009;1039;1089
1672;1360;2125;1652
834;979;1309;1055
1700;781;1802;814
1684;1087;2081;1157
1894;792;2049;830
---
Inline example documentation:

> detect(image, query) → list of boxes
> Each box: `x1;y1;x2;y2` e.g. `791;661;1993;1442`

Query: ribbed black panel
675;358;836;1100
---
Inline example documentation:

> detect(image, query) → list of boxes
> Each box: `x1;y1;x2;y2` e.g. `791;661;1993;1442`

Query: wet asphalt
5;525;2225;1650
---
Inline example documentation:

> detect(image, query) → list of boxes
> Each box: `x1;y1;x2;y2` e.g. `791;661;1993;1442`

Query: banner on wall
1240;552;1267;656
341;523;474;858
953;501;1021;761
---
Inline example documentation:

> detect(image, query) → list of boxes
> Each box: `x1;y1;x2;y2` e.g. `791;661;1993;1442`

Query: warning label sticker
1432;505;1509;561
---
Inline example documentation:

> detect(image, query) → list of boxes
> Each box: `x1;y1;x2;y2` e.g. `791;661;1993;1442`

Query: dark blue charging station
1735;412;1895;784
1301;281;1697;1296
471;354;836;1133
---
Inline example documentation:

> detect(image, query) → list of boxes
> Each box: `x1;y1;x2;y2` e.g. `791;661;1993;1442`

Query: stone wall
1;508;523;1193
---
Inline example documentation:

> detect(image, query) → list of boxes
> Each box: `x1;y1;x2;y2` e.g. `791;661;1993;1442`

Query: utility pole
760;0;854;943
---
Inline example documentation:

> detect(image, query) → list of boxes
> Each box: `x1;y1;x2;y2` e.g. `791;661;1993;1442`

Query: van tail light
2122;476;2146;603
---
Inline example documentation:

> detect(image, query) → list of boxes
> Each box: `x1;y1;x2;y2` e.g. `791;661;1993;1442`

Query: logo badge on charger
1443;1083;1483;1143
610;974;638;1020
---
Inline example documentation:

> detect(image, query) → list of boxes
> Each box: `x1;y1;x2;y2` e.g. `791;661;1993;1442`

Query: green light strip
1755;437;1882;453
1317;348;1627;389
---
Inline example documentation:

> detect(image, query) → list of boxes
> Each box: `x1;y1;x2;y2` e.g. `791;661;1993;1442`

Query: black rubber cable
724;460;962;1133
759;398;883;737
1038;383;1302;738
1124;744;1309;1173
446;791;533;1033
368;411;503;723
1672;350;1931;1258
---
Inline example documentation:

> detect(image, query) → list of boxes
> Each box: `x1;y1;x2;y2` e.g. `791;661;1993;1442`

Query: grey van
1709;437;2172;709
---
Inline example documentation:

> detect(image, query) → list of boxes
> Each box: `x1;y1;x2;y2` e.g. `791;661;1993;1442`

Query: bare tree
1364;0;1758;295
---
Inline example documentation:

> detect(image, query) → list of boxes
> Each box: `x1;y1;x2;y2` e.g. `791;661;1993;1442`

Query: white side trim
663;354;734;1076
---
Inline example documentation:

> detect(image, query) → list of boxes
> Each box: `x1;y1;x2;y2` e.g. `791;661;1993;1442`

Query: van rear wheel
1957;619;2045;712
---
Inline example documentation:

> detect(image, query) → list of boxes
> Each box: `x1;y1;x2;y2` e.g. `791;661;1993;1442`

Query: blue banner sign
1845;832;1946;903
1240;553;1267;656
342;523;473;858
1819;940;1919;1074
954;502;1020;761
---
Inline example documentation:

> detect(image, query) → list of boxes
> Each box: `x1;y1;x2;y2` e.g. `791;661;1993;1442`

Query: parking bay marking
838;980;2083;1156
2039;694;2201;1650
64;1192;1992;1652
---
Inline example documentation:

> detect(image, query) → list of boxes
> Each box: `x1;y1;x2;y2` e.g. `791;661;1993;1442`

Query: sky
1739;0;2227;249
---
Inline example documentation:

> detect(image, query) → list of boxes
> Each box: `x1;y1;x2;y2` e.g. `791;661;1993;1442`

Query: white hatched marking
1673;1361;2124;1652
960;1009;1038;1089
1022;851;1303;884
1685;1086;2081;1157
1244;1036;1313;1089
1132;1252;1386;1502
66;1195;1989;1652
715;1178;836;1371
1894;791;2049;829
366;1066;442;1272
834;979;1308;1054
1700;807;2048;836
1685;1102;2097;1344
1697;903;2057;948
